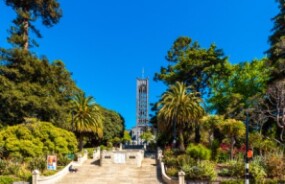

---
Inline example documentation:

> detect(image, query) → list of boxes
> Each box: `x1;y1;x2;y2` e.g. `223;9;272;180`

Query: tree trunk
23;18;29;50
78;134;84;151
194;122;200;143
178;129;185;151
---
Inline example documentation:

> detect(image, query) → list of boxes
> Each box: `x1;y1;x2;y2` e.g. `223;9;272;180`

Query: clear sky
0;1;278;129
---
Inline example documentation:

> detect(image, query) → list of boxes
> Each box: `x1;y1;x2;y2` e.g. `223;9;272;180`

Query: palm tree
157;81;204;151
71;92;103;151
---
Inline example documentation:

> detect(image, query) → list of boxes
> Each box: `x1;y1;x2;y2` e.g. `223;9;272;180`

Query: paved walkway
56;157;163;184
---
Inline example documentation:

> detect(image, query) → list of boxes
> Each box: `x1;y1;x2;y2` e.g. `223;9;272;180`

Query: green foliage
157;81;204;151
182;160;217;181
0;49;79;126
0;176;18;184
215;148;230;163
209;59;271;119
265;152;285;179
70;92;103;151
0;120;78;160
5;0;62;49
218;118;245;160
111;137;121;147
176;154;194;167
267;0;285;80
154;36;229;96
250;156;267;183
220;180;243;184
186;144;211;160
27;156;46;172
99;106;125;143
226;159;244;178
140;130;154;143
166;167;179;177
57;155;71;166
122;131;131;143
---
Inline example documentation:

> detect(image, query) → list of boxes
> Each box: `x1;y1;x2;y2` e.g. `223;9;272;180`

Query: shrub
176;154;194;167
226;159;244;178
17;165;32;182
85;148;95;158
0;121;78;161
218;168;230;177
0;159;8;174
216;147;229;163
27;156;46;172
186;144;211;160
5;162;20;176
250;156;266;183
183;160;217;181
265;152;285;179
163;155;177;167
264;179;285;184
166;167;178;177
220;180;243;184
0;176;18;184
57;154;71;166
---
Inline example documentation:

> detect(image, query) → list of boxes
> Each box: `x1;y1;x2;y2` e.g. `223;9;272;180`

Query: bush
17;165;32;182
0;121;78;161
183;160;217;181
250;156;266;183
85;148;95;159
265;152;285;179
220;180;243;184
176;154;194;167
163;155;177;167
27;156;46;172
226;159;244;178
0;159;8;174
186;144;211;160
57;154;71;166
216;148;229;163
0;176;18;184
166;167;178;177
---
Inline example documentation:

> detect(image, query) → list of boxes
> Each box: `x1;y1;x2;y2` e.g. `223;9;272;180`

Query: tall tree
209;59;271;120
71;92;103;151
154;36;230;96
5;0;62;49
264;79;285;141
157;81;204;151
267;0;285;81
0;49;79;126
97;106;125;144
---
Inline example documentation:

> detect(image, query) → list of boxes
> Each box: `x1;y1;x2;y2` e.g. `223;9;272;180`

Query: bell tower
136;76;149;127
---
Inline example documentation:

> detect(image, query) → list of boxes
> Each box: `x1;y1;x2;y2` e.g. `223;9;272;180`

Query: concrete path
55;157;163;184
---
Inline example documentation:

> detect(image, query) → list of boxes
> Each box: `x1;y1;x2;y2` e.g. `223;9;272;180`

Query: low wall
157;147;185;184
100;149;144;167
160;162;179;184
32;151;89;184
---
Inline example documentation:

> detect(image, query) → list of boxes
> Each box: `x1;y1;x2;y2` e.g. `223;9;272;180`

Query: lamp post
245;112;249;184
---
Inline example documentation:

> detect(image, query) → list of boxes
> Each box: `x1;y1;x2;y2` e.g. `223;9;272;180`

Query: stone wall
100;149;144;167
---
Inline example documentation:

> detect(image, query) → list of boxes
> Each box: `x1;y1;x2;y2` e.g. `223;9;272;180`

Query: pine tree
267;0;285;80
5;0;62;50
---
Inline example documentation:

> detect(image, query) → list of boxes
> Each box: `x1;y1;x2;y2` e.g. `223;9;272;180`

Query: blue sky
0;1;278;129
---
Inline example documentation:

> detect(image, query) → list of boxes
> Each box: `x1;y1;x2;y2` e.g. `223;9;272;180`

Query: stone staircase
55;157;163;184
